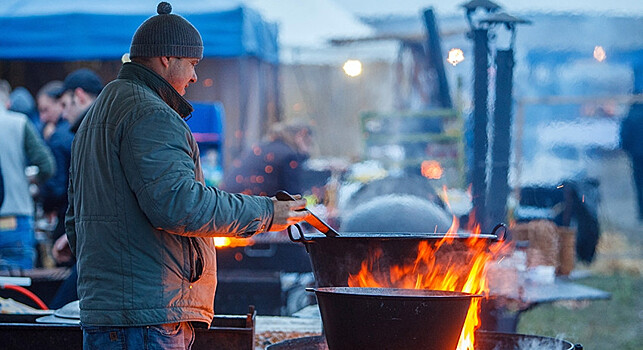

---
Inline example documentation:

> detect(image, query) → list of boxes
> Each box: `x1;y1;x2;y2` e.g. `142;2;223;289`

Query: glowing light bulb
343;60;362;77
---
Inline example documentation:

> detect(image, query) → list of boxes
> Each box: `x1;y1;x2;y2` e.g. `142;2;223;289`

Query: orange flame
213;237;255;248
347;187;510;349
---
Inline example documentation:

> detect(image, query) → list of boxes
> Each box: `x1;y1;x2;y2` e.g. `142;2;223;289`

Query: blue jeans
82;322;195;350
0;215;35;269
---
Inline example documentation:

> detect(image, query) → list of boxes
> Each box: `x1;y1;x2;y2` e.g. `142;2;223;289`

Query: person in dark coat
220;120;313;197
43;75;100;307
620;101;643;221
37;81;77;309
37;81;74;242
47;70;102;263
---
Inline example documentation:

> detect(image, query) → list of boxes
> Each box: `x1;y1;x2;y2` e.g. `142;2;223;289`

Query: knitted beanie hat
129;2;203;59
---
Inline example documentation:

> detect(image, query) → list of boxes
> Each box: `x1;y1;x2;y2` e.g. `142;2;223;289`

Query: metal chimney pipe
471;28;490;227
423;8;452;108
486;49;514;229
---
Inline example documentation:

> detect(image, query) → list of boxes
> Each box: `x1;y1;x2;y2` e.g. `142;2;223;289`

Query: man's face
60;90;83;124
37;94;63;124
165;57;199;96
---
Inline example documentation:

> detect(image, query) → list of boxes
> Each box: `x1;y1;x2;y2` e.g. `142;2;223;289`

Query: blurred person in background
0;79;55;269
220;119;313;197
37;80;65;141
56;68;104;133
66;3;307;348
49;69;103;265
9;86;40;130
620;100;643;222
37;81;74;244
46;73;101;307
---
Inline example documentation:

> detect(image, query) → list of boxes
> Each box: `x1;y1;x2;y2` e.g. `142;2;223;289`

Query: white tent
244;0;377;63
332;0;643;17
245;0;372;49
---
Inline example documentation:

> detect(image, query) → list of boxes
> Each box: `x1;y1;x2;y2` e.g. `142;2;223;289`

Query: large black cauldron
288;225;505;288
266;333;582;350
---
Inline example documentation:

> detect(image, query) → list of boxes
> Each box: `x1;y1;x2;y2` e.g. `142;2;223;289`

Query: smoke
488;335;569;350
515;336;566;350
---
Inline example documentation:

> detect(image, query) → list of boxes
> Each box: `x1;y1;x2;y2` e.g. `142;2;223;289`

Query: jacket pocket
149;322;182;336
188;238;204;283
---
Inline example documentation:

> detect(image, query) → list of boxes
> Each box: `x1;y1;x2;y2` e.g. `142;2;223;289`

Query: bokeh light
447;48;465;66
343;59;362;77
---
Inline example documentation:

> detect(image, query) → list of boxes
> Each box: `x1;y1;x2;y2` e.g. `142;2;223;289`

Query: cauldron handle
276;190;339;237
491;223;508;241
287;223;311;244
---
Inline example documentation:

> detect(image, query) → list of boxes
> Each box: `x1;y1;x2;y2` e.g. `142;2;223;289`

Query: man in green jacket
66;3;307;349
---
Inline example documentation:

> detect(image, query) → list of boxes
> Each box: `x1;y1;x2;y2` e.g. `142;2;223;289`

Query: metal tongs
275;190;339;237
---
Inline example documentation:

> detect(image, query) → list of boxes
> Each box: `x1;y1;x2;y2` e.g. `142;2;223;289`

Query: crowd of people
0;69;106;313
0;69;104;272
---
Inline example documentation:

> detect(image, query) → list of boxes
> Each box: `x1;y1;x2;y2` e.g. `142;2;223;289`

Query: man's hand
268;195;308;232
52;234;72;264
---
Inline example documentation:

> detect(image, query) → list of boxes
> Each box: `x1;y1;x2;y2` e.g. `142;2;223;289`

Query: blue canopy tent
0;1;278;62
0;0;281;167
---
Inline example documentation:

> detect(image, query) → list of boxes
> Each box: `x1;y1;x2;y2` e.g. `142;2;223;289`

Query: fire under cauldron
266;333;582;350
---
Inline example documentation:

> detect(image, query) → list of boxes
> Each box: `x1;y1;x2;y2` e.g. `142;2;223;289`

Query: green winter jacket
66;62;273;326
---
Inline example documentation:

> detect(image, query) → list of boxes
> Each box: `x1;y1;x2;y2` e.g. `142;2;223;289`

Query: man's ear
160;56;171;68
74;88;88;105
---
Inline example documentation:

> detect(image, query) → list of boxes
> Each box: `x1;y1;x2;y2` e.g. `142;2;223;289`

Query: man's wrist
265;199;275;232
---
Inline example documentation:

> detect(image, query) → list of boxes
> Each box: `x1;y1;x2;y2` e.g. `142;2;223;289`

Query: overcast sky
331;0;643;17
250;0;642;49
